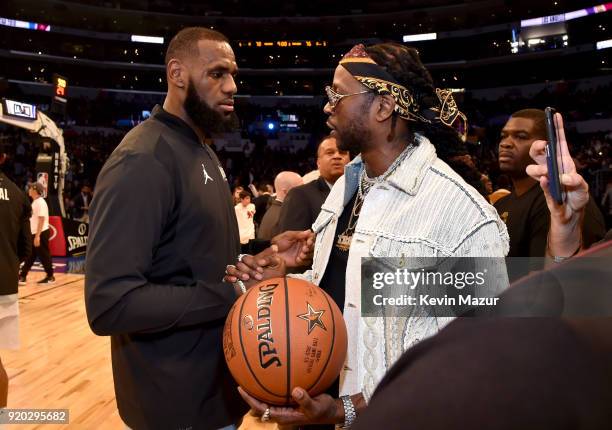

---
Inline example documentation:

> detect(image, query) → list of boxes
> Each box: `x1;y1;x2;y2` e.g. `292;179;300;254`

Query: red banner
48;216;66;256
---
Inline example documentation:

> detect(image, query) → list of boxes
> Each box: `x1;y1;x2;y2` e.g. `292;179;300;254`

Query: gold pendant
336;234;352;251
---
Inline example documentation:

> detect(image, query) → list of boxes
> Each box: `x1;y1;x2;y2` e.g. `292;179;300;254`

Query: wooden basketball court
1;273;121;429
1;272;275;429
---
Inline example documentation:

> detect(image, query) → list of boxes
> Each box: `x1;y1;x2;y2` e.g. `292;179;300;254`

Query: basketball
223;277;348;405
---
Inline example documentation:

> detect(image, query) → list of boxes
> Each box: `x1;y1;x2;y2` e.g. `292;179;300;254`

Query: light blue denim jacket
291;135;509;400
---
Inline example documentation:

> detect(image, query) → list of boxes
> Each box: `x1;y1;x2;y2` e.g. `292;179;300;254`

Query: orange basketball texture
223;277;348;405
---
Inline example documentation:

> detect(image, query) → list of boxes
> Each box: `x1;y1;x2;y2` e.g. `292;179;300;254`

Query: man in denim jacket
227;43;509;428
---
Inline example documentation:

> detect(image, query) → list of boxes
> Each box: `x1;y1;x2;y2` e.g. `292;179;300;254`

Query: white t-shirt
234;203;256;244
30;196;50;234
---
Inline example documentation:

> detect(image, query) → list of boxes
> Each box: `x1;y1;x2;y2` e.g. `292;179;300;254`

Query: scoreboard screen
2;98;37;121
53;74;68;103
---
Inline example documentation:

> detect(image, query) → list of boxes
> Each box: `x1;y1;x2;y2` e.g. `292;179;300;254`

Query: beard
336;118;371;156
184;78;239;134
335;97;373;156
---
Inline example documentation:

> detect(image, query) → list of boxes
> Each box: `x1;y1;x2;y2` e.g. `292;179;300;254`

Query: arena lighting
267;122;275;130
596;38;612;49
237;40;327;48
527;38;546;46
402;32;437;42
521;2;612;28
0;16;50;31
130;35;164;44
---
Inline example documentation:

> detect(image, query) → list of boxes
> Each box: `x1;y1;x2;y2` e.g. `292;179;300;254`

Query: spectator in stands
235;190;256;249
258;171;303;240
252;181;272;227
494;109;605;257
232;185;244;205
278;136;350;233
72;184;93;222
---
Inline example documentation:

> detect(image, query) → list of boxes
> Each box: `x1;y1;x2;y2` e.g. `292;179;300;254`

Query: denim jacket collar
321;134;437;216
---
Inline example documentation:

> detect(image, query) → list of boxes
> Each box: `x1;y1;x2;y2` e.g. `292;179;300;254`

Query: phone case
544;107;565;205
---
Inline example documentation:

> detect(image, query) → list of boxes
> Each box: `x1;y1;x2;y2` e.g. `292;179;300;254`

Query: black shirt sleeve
85;150;237;336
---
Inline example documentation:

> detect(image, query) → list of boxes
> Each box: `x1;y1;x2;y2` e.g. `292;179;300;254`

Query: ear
167;58;186;89
374;94;395;122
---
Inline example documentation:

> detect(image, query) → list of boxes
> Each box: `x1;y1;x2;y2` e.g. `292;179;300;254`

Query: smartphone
544;107;566;204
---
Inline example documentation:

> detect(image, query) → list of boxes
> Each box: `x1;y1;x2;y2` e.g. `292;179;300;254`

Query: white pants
0;297;19;350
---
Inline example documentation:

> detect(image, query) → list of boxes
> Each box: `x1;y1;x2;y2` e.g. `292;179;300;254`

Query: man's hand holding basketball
238;386;344;426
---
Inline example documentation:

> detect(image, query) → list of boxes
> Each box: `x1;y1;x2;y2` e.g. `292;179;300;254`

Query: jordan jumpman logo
202;164;213;184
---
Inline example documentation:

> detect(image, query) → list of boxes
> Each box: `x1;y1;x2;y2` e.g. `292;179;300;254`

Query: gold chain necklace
335;144;414;252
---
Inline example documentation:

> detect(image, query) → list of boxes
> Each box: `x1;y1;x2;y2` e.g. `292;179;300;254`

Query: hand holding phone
526;112;589;228
544;107;566;205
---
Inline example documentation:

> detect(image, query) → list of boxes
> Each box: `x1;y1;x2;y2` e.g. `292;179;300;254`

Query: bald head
274;171;303;202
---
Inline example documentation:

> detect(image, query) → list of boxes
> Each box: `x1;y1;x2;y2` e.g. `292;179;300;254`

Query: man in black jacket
86;27;250;430
0;142;32;407
71;184;92;221
252;181;272;227
278;136;350;233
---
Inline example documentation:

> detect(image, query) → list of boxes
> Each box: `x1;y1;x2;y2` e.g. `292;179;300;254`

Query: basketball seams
284;276;292;404
237;283;286;401
304;287;338;393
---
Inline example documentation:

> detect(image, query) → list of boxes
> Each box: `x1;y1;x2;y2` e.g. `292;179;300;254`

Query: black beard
336;118;371;156
335;96;373;156
183;79;239;133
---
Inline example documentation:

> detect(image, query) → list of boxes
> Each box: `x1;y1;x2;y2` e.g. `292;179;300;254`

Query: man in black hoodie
0;142;32;407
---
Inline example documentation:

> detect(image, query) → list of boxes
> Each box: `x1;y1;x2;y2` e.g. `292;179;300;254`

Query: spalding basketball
223;277;347;405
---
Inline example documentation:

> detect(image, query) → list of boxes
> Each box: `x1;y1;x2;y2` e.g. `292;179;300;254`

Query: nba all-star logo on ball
297;303;327;334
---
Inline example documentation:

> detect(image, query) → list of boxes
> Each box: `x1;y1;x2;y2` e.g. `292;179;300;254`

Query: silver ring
238;253;248;263
225;264;236;275
261;407;271;422
234;280;247;295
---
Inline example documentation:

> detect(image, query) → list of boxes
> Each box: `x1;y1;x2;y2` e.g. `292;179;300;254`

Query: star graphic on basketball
297;303;327;334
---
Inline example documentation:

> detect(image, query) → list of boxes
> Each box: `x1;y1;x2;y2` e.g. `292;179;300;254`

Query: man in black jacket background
0;142;32;408
278;136;350;233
